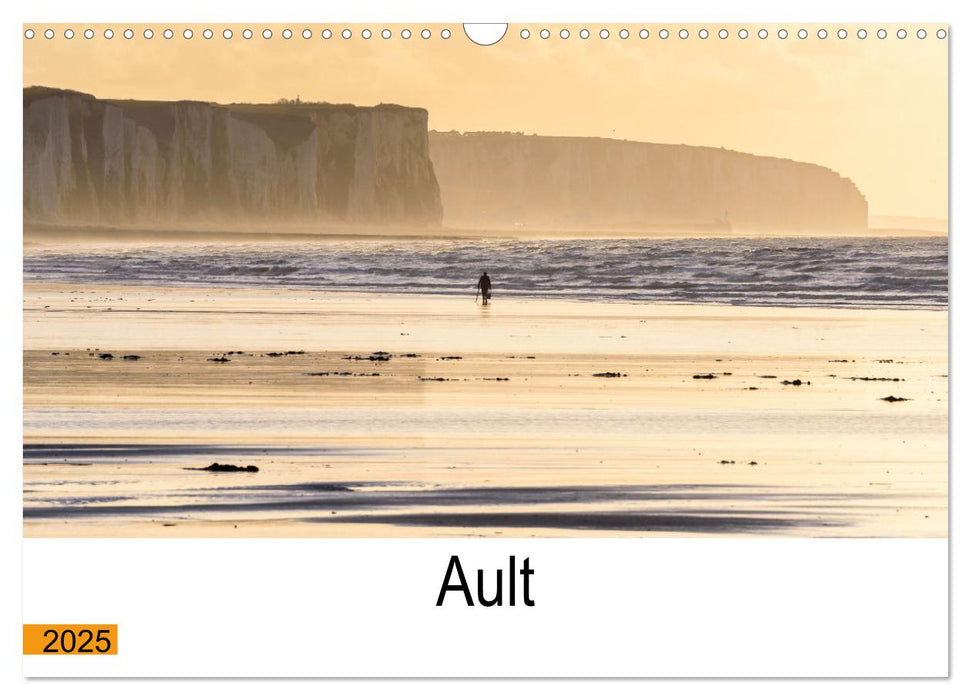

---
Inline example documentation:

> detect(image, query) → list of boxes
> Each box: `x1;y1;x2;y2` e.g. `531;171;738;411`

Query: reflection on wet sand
25;470;857;534
23;284;947;537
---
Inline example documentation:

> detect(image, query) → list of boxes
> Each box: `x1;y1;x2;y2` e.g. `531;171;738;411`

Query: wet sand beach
23;282;947;537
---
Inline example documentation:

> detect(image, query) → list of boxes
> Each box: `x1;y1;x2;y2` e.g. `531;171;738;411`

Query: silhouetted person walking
476;271;492;305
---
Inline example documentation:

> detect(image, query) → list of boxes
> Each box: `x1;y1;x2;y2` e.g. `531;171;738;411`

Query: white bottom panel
22;538;947;677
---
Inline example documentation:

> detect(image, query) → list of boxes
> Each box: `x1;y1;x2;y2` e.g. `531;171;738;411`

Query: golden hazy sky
24;23;948;220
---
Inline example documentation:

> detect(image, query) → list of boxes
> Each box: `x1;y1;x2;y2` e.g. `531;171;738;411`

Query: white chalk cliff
429;131;868;234
23;88;869;235
23;87;443;227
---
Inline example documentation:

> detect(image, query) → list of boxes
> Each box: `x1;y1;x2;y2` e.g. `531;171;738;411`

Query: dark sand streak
23;443;366;462
24;481;870;534
311;511;843;534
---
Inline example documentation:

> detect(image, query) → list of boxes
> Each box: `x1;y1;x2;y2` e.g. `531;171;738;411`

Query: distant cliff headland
24;88;868;235
23;87;443;228
429;131;868;234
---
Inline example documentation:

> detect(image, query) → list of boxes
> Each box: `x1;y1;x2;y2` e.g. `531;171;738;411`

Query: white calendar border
5;0;964;696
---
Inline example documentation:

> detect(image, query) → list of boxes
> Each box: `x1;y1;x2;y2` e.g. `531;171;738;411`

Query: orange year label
23;625;117;655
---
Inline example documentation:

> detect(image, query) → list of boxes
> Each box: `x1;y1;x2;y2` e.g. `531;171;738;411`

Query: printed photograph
22;23;948;537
